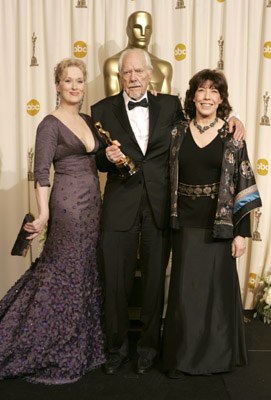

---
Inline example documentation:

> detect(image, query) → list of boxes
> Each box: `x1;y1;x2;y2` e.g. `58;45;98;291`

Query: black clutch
11;213;35;257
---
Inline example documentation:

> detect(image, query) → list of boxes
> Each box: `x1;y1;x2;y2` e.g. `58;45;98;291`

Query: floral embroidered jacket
169;120;262;239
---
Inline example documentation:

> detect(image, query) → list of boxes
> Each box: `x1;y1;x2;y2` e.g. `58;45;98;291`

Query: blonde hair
54;58;87;84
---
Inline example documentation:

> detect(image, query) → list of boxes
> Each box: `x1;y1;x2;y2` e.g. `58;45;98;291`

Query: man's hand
149;89;158;96
106;140;123;163
228;116;246;141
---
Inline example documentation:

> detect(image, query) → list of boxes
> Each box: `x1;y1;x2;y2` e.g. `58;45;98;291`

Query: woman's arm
24;183;49;239
232;212;251;258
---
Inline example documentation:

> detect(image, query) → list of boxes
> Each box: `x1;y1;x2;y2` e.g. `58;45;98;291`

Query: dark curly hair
184;69;232;120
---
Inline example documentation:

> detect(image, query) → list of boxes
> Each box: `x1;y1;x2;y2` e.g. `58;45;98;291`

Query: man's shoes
135;357;154;374
167;369;184;379
102;355;129;375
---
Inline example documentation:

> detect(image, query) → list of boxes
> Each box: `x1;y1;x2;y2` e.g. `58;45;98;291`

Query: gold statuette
217;36;224;70
175;0;186;8
103;11;173;96
252;208;262;241
28;148;34;181
30;32;39;67
76;0;87;7
260;91;270;126
95;122;139;179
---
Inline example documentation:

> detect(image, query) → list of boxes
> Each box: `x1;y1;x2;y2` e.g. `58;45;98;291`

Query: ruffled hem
22;359;106;385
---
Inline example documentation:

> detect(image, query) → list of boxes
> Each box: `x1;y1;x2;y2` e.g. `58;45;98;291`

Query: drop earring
78;93;85;111
55;91;60;109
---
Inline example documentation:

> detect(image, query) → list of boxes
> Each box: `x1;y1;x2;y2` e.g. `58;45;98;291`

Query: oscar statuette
217;36;224;70
76;0;87;8
252;208;262;241
28;148;34;181
260;91;270;126
175;0;186;8
95;122;139;179
30;32;39;67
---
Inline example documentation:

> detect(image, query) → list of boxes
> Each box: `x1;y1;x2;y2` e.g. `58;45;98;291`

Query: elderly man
91;48;244;375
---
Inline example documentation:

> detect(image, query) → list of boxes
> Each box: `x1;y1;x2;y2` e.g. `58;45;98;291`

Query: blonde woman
0;58;105;384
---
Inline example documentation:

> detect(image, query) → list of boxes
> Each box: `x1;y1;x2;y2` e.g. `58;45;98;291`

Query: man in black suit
91;48;244;375
91;48;183;375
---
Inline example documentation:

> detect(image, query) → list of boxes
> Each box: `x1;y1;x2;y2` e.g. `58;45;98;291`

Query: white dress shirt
123;91;149;155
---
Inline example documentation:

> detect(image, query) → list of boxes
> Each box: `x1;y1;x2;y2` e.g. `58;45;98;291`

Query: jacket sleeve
234;213;251;238
233;140;262;226
173;96;186;124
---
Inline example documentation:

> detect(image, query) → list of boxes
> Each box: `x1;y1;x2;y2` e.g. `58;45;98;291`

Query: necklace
193;117;218;134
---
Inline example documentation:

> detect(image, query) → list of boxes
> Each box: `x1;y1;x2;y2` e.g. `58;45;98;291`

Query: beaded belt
178;182;220;200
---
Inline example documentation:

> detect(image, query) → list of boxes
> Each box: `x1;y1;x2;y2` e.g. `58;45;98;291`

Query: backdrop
0;0;270;309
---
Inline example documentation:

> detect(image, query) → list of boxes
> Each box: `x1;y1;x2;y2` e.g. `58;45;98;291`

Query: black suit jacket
91;91;184;231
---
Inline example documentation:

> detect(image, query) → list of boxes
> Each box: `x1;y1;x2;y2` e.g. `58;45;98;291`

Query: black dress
162;128;249;375
0;114;105;384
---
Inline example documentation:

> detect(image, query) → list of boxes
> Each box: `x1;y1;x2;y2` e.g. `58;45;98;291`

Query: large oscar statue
103;11;173;97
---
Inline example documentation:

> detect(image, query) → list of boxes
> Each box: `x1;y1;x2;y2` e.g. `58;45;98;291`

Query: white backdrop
0;0;270;308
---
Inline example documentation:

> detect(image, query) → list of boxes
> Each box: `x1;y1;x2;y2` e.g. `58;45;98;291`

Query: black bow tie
128;98;149;110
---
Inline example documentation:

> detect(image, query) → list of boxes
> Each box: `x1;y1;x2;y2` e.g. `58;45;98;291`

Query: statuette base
260;115;270;126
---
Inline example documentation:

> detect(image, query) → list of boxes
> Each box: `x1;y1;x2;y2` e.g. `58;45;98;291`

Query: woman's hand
24;183;49;240
232;235;246;258
106;140;123;163
24;215;49;240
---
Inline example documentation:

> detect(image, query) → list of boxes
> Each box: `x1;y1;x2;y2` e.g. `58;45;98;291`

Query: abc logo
74;41;87;58
174;44;186;61
257;158;268;176
264;42;271;59
27;99;40;116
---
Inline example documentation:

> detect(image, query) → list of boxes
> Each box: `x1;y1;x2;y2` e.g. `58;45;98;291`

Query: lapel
147;92;161;144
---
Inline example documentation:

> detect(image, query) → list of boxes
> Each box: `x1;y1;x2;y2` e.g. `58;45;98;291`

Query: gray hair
118;48;153;75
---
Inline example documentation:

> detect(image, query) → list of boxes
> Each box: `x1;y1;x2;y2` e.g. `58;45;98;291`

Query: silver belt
178;182;220;200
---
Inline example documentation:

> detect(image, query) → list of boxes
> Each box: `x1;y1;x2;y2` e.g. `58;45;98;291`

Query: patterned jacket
169;120;262;238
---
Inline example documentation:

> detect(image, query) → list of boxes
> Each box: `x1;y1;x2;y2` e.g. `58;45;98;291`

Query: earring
55;91;60;109
78;93;85;111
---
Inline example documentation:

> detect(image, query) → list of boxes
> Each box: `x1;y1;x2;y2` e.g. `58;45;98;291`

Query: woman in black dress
0;58;105;384
162;69;261;377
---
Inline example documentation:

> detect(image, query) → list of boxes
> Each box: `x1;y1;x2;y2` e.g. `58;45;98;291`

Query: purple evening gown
0;114;106;384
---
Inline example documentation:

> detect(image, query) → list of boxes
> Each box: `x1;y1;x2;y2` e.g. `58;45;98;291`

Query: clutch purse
11;213;35;257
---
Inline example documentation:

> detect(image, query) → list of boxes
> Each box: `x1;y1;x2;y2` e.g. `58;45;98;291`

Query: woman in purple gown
0;58;105;384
